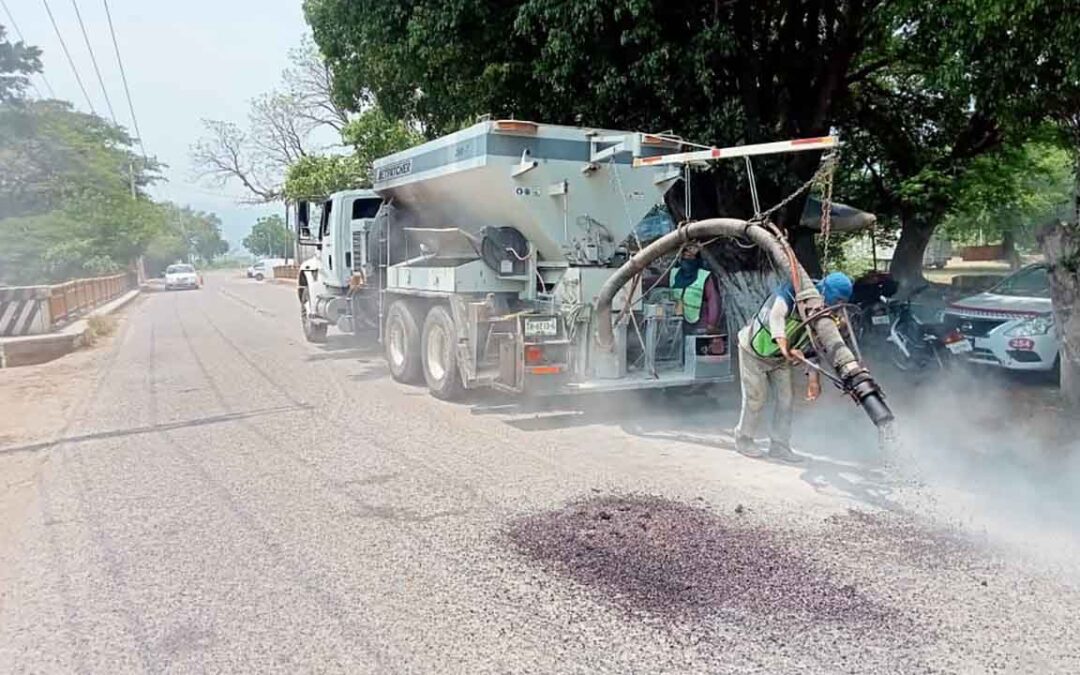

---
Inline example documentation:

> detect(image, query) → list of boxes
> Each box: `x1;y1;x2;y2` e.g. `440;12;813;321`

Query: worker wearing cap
733;272;854;462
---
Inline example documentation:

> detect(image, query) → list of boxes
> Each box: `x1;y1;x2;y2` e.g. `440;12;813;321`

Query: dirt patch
506;494;892;625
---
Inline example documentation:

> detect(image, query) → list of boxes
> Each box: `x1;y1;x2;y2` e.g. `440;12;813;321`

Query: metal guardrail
0;272;136;337
48;273;135;326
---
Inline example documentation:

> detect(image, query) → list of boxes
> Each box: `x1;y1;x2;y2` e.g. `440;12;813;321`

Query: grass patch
85;315;118;345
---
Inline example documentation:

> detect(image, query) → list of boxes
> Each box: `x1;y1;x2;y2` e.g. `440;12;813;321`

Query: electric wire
69;0;117;123
41;0;96;114
1;0;56;97
101;0;145;158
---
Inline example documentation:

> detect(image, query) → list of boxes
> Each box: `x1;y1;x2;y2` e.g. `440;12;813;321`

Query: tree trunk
890;216;935;289
1002;229;1022;270
1038;219;1080;409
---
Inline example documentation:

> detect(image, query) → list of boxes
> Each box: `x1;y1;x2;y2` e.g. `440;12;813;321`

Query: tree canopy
304;0;1080;281
283;106;422;200
1;29;228;285
242;214;294;258
0;25;40;102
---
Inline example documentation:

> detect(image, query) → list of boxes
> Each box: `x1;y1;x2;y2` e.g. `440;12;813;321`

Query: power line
69;0;117;123
40;0;96;114
1;0;57;98
101;0;145;158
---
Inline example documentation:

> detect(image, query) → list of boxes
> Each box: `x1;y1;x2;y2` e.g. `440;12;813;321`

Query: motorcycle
882;296;970;372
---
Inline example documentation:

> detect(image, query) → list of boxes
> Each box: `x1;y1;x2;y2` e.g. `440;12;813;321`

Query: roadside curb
0;289;141;368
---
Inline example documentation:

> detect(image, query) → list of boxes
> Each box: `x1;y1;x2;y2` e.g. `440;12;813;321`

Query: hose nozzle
843;369;894;427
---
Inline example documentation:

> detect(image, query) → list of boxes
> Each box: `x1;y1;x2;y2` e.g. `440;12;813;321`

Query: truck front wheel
300;287;327;343
421;305;465;400
385;301;422;383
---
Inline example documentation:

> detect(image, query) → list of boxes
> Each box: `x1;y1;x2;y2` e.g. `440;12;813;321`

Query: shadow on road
0;403;313;456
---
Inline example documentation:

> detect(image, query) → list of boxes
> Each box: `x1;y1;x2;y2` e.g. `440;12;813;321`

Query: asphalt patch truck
292;119;893;427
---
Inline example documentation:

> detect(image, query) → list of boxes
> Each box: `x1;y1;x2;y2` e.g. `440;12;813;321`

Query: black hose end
843;369;894;427
861;393;894;427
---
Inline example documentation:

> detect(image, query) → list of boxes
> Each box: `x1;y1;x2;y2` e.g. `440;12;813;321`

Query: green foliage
0;25;41;102
942;141;1075;247
0;100;159;218
0;75;225;283
283;106;422;200
285;154;365;200
242;214;295;258
143;204;229;275
304;0;1080;281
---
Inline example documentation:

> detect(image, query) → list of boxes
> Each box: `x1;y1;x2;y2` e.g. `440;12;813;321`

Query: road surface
1;272;1078;673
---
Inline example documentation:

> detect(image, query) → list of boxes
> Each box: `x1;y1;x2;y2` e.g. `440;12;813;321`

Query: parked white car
944;264;1058;372
164;263;200;290
247;258;286;281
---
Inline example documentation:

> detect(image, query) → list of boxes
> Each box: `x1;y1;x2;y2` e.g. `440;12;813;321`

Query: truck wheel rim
427;324;447;381
388;322;406;367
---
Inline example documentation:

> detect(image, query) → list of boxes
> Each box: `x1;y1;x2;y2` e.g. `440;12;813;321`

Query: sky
5;0;306;250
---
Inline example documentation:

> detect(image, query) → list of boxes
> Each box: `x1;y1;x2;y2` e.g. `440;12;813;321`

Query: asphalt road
2;272;1079;673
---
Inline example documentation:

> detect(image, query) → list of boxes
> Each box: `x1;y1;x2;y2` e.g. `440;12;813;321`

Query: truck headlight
1004;314;1053;337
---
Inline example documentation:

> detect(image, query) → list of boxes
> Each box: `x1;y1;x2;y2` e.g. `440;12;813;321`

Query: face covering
673;257;702;288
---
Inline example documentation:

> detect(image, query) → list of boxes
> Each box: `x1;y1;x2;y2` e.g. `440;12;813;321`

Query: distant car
248;258;286;281
164;263;200;290
944;263;1058;372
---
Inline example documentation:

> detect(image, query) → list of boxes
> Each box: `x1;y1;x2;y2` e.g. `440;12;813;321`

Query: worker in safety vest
667;243;725;353
733;272;853;462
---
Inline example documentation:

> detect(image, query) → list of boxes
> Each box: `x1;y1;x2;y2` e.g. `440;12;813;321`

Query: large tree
283;105;422;200
242;214;294;259
304;0;1074;282
0;99;165;284
191;39;350;203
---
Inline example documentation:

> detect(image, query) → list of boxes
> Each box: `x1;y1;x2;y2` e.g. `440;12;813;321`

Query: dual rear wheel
384;301;464;400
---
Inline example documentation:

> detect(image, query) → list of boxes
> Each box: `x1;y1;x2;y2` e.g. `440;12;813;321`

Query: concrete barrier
0;287;140;368
0;286;52;337
0;272;135;337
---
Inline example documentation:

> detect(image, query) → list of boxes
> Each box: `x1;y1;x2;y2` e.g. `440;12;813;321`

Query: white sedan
944;264;1058;372
164;264;201;290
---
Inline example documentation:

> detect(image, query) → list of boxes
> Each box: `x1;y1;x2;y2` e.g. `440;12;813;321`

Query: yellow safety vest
669;268;711;324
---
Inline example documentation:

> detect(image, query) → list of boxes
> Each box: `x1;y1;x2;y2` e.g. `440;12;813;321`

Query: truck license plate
946;340;973;354
524;317;558;337
871;315;891;326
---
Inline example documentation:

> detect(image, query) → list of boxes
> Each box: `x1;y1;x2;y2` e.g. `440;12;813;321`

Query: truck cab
295;189;384;342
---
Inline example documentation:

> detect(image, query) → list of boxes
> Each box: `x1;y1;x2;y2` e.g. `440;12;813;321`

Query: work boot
768;442;804;463
735;434;763;458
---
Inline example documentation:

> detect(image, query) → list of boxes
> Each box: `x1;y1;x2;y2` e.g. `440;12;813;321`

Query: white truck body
296;120;837;399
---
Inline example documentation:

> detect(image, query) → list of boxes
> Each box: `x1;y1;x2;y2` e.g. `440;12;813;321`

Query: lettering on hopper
377;159;413;182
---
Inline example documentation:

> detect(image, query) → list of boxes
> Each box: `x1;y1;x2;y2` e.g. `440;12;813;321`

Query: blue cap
817;272;854;305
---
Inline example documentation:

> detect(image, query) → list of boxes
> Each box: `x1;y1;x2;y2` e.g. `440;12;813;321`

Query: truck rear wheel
421;305;465;400
385;301;422;383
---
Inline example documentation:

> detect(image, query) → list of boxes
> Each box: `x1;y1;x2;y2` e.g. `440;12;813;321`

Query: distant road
1;271;1077;673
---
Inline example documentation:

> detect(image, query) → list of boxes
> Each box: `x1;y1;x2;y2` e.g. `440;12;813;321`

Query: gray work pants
734;326;793;447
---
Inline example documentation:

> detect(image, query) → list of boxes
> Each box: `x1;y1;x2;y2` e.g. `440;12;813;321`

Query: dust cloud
809;364;1080;566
